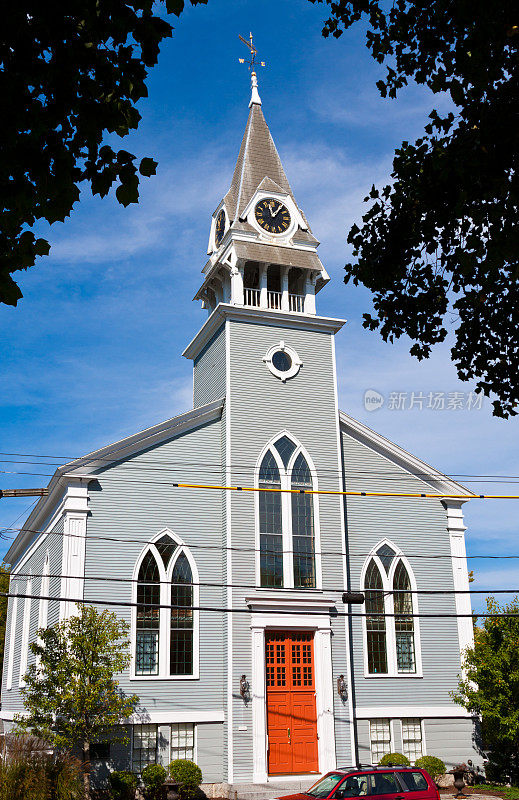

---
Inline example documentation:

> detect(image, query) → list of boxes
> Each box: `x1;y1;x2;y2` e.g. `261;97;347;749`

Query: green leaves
0;0;205;306
16;605;139;757
319;0;519;417
454;597;519;781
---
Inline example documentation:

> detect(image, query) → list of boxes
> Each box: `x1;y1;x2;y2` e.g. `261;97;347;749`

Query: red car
274;767;440;800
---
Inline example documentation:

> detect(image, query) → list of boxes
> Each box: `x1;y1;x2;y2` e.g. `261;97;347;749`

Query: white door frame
247;595;337;783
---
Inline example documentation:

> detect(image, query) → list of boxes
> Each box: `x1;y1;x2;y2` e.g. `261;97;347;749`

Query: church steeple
195;72;329;316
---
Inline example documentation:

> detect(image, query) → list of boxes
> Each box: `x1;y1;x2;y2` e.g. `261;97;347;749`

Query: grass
471;785;519;800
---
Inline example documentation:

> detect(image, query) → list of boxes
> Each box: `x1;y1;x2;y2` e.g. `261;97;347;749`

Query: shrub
379;753;410;767
415;756;446;782
108;770;138;800
141;764;167;798
0;736;84;800
168;760;203;799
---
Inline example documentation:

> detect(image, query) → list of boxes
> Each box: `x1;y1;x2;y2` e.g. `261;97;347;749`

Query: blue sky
1;0;518;612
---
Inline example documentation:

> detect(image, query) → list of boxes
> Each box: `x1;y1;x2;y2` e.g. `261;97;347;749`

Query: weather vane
238;32;266;72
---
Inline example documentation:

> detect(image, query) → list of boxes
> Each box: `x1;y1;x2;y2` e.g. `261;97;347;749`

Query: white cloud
310;79;453;133
46;150;232;266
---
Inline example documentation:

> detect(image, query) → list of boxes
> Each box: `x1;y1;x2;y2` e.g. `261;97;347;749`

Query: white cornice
354;705;472;719
245;592;337;612
182;303;346;361
339;410;475;498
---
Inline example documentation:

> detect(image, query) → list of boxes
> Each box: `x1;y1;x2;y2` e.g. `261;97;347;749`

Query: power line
2;591;518;619
3;479;518;500
1;451;519;483
1;523;518;560
8;569;519;596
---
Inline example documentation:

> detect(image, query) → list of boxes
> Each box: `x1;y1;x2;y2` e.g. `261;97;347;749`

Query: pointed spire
223;103;295;223
249;71;261;107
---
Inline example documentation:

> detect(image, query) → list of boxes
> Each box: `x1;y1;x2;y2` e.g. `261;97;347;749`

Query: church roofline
338;410;475;498
183;302;346;361
5;398;225;566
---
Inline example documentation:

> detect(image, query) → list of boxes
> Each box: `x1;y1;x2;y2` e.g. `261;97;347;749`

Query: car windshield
307;774;345;798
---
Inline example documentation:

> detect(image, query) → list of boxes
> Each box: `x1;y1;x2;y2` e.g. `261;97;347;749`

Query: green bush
414;756;446;782
109;770;138;800
0;736;84;800
141;764;167;798
168;760;202;799
378;752;410;767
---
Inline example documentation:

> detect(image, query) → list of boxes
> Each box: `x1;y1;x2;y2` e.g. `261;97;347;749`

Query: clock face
254;198;291;234
214;209;226;247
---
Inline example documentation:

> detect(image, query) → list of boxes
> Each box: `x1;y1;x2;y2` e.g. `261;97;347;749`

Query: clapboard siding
358;716;484;769
1;516;64;709
423;718;482;768
85;417;226;716
197;722;225;782
226;318;351;778
341;427;463;710
193;325;226;407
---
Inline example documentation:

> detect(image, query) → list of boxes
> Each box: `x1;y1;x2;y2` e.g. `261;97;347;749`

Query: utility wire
6;569;519;596
0;523;516;560
2;591;518;619
2;451;519;482
3;479;516;499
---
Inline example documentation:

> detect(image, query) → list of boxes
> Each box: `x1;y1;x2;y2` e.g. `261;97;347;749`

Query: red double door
266;631;319;775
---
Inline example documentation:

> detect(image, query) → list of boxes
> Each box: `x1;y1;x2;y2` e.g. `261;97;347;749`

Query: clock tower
194;71;330;320
183;71;351;783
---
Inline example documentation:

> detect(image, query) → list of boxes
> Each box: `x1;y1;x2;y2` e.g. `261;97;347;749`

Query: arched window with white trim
136;551;161;675
257;434;320;589
393;560;416;673
170;553;193;675
362;542;420;676
134;532;198;678
291;452;315;588
365;559;387;674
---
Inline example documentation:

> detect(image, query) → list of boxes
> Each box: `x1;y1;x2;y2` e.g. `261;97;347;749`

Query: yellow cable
172;482;515;500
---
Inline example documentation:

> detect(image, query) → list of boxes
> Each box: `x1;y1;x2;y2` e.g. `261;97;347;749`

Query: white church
1;70;482;790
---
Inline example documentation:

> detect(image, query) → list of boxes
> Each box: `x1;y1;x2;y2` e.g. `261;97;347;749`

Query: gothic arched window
258;435;319;589
259;451;283;587
170;553;193;675
135;534;197;677
291;453;315;588
136;551;161;675
362;543;420;676
394;560;416;673
365;559;387;674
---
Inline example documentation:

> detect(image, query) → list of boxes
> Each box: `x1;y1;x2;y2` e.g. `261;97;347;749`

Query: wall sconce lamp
240;674;250;702
337;674;347;700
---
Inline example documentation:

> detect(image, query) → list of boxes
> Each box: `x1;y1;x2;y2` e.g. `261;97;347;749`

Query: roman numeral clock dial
254;198;291;234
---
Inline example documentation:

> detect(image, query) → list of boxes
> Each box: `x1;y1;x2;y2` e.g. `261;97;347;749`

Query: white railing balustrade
267;291;282;310
243;289;305;313
244;287;260;307
289;293;305;313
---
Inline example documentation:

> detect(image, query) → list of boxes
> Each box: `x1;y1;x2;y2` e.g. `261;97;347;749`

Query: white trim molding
444;500;474;664
254;432;322;591
247;593;337;783
60;482;89;621
130;710;225;724
360;539;423;678
19;573;32;687
263;341;302;382
183;304;345;362
355;705;473;719
6;585;18;691
130;528;200;681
